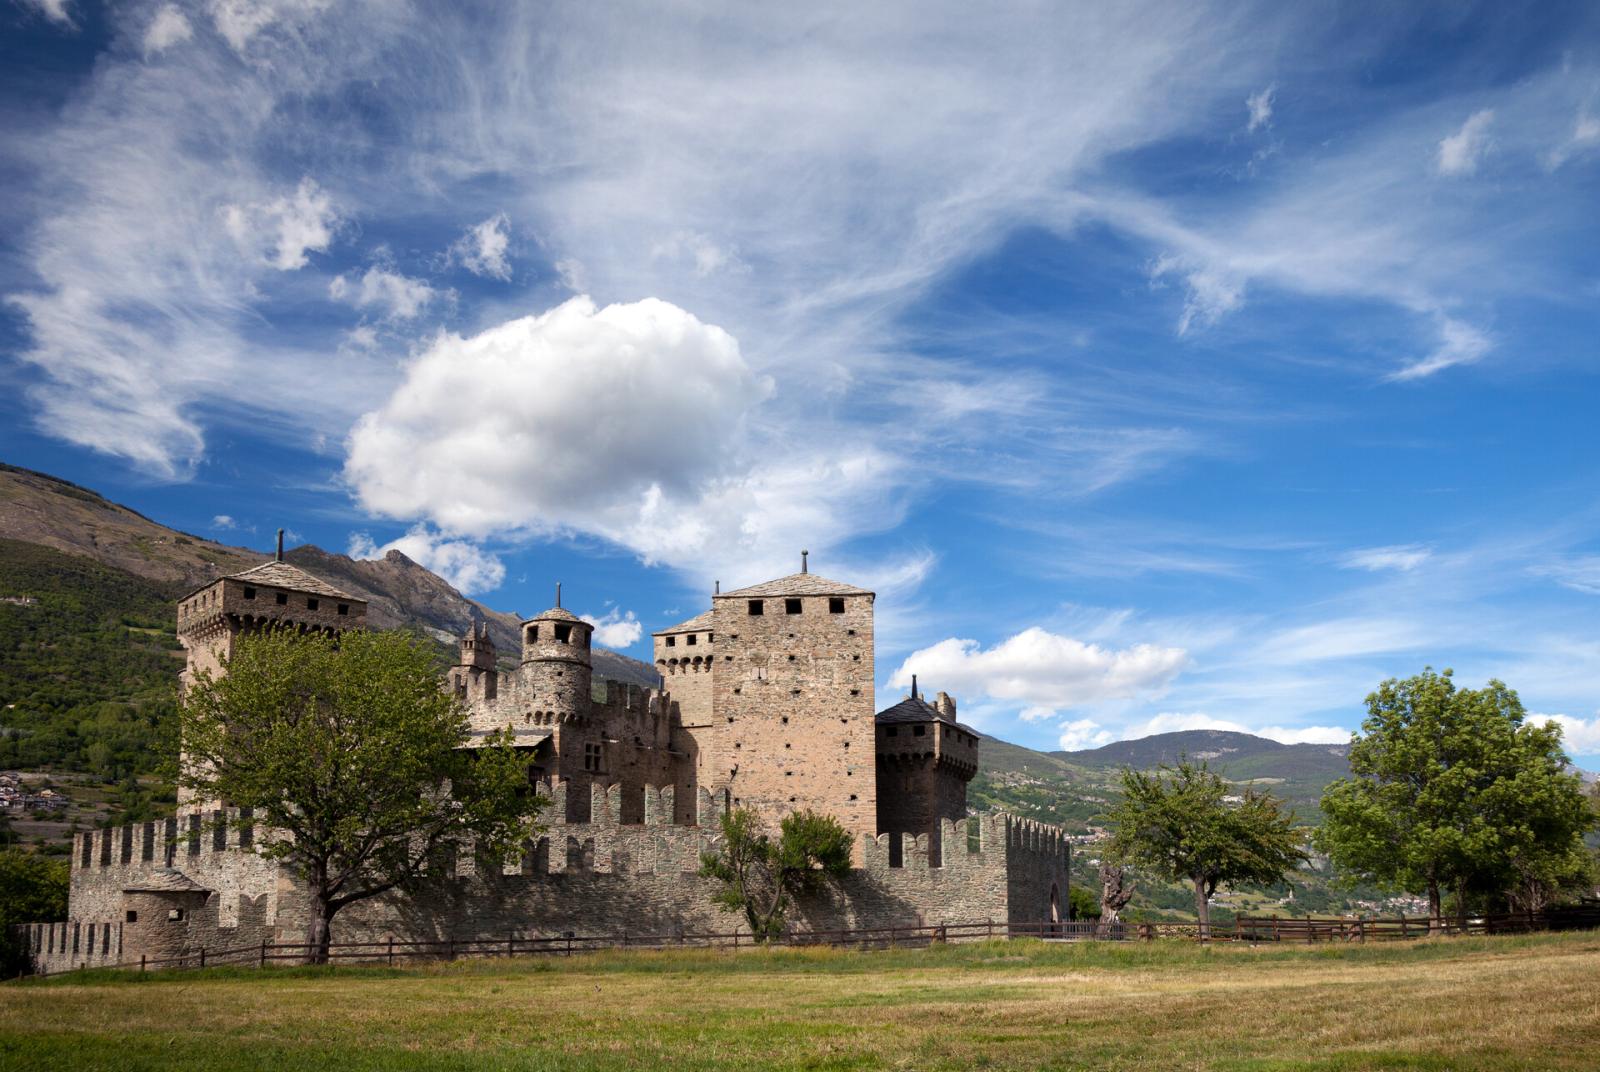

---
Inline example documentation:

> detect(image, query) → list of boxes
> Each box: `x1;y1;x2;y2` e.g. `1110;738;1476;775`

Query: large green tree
180;627;543;962
1317;668;1595;921
699;807;853;942
1106;759;1307;938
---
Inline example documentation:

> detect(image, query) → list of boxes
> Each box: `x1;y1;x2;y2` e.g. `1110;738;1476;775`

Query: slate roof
654;610;714;636
523;606;582;624
875;695;978;735
123;868;210;894
224;560;358;601
716;573;873;599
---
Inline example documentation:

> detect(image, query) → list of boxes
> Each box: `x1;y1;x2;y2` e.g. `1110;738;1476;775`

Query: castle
20;545;1068;972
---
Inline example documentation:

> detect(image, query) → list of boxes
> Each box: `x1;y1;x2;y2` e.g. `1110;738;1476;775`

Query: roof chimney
275;528;284;562
801;549;809;574
555;581;562;608
911;673;918;700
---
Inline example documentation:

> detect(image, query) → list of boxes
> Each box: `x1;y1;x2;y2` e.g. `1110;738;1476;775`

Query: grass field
3;932;1598;1071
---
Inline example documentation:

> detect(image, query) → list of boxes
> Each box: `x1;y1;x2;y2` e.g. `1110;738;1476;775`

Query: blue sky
4;1;1600;766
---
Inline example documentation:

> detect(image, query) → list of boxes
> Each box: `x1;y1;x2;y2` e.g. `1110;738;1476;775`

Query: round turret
518;590;593;723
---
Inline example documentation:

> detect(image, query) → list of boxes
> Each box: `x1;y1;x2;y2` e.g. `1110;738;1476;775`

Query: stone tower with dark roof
174;532;368;807
661;555;879;843
874;682;979;865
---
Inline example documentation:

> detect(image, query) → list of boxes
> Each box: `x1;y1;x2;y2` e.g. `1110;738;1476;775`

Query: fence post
199;947;206;969
447;937;455;961
1399;914;1408;938
140;954;146;973
260;940;267;968
733;929;739;950
566;935;573;957
509;933;515;959
987;918;994;940
388;937;395;967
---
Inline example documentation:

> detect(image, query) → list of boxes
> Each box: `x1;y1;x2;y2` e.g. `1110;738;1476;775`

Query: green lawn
3;932;1598;1071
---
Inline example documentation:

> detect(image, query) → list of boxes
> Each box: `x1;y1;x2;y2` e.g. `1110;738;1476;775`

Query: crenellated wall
26;784;1068;972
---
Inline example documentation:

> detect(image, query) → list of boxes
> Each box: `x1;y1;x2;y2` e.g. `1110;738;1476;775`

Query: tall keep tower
707;554;877;841
175;531;368;806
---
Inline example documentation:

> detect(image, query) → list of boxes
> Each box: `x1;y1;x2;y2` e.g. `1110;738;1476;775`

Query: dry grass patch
2;933;1597;1071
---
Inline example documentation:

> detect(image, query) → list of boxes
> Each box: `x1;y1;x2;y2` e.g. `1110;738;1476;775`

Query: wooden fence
18;904;1600;979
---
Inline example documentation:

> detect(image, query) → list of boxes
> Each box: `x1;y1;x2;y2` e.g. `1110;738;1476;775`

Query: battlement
72;808;265;873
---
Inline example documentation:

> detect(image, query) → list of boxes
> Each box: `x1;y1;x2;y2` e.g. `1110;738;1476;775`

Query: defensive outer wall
21;780;1070;973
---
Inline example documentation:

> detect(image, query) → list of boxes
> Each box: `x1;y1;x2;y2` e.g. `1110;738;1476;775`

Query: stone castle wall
24;781;1068;973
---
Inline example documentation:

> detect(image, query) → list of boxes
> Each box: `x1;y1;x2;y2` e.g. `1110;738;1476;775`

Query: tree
180;627;542;963
699;807;853;942
1067;884;1100;922
1106;758;1307;938
1317;669;1595;922
0;849;68;976
1096;862;1135;937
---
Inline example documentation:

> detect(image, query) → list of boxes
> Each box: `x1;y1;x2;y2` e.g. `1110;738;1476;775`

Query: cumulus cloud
329;267;437;320
222;178;339;271
581;608;643;649
1058;718;1115;751
143;5;194;54
346;296;927;582
1534;713;1600;755
1338;544;1431;572
348;526;506;595
1436;109;1495;176
211;514;237;529
890;627;1189;721
1246;84;1275;133
450;214;512;280
1131;712;1351;745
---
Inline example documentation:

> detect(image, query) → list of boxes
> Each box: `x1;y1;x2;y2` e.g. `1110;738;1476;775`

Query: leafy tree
699;807;853;942
180;627;543;963
0;849;68;976
1317;669;1595;921
1067;884;1100;921
1106;758;1307;938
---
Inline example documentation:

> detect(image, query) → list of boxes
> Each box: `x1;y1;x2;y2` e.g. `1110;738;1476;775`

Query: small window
850;689;860;696
707;633;714;644
168;908;185;922
307;598;319;611
748;599;764;616
243;587;256;600
125;910;138;923
665;635;675;647
787;654;795;662
781;716;789;724
337;604;349;616
849;794;857;801
554;623;572;643
847;629;856;636
275;592;288;606
686;634;697;646
829;597;845;614
530;625;540;642
785;598;802;615
583;742;603;773
914;725;926;736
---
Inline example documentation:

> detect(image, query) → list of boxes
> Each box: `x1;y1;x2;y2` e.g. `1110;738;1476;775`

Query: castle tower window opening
784;598;802;615
747;599;763;616
829;597;845;613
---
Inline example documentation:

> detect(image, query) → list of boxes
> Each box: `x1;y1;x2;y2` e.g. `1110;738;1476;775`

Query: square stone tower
705;559;877;841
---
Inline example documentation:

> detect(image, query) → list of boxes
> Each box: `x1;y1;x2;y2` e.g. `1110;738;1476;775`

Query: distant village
0;771;67;814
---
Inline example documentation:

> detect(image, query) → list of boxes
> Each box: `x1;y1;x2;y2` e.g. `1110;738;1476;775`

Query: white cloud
1546;111;1600;170
207;0;332;54
1436;109;1495;176
450;214;512;281
1254;616;1426;665
143;5;194;54
1533;555;1600;595
553;258;586;292
890;627;1189;720
1058;718;1114;751
345;296;926;583
1338;544;1431;572
651;231;741;278
1149;254;1244;335
581;608;643;649
329;267;437;321
1246;84;1275;133
222;178;339;271
211;514;237;529
19;0;73;25
1534;713;1600;755
348;526;506;595
1130;712;1350;745
1388;316;1492;381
